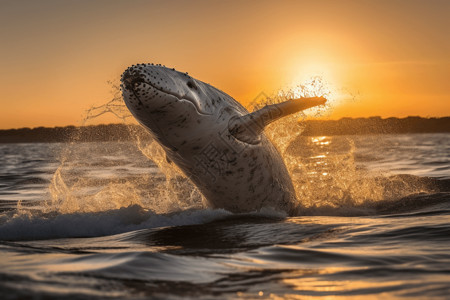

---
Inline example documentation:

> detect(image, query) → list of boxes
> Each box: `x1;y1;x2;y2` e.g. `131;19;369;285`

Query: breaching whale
121;64;326;215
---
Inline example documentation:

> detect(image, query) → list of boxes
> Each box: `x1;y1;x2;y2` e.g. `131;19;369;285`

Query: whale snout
121;64;184;97
121;67;147;92
121;63;219;119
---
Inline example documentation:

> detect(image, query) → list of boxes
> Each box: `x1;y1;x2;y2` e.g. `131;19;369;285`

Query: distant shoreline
0;116;449;143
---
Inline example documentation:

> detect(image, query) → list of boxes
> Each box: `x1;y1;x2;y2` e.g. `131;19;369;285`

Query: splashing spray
19;76;432;217
44;81;204;215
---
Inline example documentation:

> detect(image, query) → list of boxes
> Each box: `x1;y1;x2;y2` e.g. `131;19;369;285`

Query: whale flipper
229;97;326;144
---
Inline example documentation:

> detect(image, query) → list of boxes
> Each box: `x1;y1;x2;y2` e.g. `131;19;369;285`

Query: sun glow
285;75;338;117
278;54;349;118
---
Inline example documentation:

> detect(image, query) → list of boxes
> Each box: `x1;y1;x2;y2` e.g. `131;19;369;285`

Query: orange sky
0;0;449;129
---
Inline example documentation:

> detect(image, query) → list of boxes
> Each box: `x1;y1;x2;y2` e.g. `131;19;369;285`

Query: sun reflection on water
311;136;330;145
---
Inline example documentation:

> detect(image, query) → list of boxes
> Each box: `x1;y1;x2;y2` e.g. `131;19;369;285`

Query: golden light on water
282;276;412;299
311;136;329;145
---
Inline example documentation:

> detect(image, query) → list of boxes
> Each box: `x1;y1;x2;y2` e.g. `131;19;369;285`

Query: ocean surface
0;133;449;299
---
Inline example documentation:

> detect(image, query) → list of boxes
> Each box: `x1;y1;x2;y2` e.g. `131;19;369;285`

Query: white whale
121;64;326;215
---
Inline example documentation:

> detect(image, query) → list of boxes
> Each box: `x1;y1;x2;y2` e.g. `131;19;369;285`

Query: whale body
121;64;326;215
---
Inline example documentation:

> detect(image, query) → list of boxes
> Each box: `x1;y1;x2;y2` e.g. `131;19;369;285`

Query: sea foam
0;205;232;241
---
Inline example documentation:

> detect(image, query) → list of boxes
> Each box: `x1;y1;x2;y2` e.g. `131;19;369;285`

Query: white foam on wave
0;205;232;241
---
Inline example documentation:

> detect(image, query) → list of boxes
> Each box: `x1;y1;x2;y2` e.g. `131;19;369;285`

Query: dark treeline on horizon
301;116;450;136
0;116;449;143
0;124;150;143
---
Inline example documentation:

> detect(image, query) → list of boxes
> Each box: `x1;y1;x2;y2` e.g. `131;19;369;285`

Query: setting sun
0;0;448;129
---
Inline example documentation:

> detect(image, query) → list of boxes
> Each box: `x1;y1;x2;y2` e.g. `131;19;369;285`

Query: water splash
43;77;332;216
15;77;436;218
135;139;205;213
250;77;435;214
41;81;204;215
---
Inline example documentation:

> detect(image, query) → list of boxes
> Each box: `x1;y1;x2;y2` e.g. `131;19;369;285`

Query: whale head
121;63;327;154
121;64;232;150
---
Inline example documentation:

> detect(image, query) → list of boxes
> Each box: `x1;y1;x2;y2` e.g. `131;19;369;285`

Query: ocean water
0;133;449;299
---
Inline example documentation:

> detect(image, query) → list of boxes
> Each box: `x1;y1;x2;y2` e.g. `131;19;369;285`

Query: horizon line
1;115;449;131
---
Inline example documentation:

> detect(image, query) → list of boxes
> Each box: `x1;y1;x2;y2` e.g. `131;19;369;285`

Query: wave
1;190;448;242
300;191;450;217
0;205;233;241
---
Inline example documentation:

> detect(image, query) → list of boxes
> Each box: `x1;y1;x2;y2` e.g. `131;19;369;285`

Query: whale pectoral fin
229;97;326;143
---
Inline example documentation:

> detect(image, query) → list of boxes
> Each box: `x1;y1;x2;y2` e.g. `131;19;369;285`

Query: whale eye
187;80;197;90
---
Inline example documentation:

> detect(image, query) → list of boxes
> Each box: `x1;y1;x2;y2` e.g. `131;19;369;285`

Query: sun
286;75;337;118
284;59;353;118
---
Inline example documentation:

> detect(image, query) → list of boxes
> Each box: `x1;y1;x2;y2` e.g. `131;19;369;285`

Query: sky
0;0;449;129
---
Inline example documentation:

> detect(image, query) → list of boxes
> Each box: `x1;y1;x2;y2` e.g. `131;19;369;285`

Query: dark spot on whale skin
225;171;234;176
236;173;245;180
151;109;167;114
228;158;237;165
248;159;257;168
258;175;264;184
